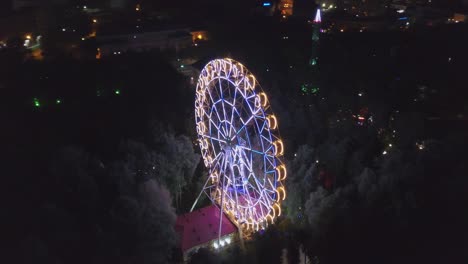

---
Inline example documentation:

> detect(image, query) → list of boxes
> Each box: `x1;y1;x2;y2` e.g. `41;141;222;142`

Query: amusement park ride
190;58;287;244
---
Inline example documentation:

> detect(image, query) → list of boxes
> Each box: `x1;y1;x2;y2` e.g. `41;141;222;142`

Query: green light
56;99;62;104
115;89;120;95
180;64;185;68
33;98;41;107
301;84;319;95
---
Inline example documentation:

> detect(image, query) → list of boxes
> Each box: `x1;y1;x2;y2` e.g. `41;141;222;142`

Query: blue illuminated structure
263;2;272;7
192;59;286;238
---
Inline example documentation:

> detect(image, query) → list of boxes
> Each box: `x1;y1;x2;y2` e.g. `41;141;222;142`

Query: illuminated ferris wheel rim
194;58;286;231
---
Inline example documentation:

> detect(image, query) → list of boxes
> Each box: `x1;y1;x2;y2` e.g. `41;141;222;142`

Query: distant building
453;12;467;22
96;28;193;56
190;30;209;42
279;0;294;17
175;205;237;261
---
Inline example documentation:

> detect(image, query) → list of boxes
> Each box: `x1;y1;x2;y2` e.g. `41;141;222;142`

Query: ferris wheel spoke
260;134;273;145
217;79;230;136
209;119;226;140
222;100;230;137
267;178;277;193
206;110;227;139
206;80;225;127
229;86;238;135
206;82;218;105
201;134;227;144
236;144;269;156
211;104;224;128
241;115;255;127
240;150;254;174
232;115;255;141
249;175;266;201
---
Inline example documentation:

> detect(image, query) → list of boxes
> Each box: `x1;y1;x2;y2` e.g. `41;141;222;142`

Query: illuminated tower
301;8;321;96
309;8;321;66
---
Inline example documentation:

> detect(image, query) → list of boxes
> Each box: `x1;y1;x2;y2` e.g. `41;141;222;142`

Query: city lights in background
320;3;337;11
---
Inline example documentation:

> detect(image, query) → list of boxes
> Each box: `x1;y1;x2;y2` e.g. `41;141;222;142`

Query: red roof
175;205;237;252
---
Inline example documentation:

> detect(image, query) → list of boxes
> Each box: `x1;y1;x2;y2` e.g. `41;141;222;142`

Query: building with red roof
175;205;238;259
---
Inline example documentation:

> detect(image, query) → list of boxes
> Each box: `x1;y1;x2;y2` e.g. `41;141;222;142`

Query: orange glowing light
95;48;101;60
276;164;287;181
274;203;281;217
273;140;284;156
267;115;277;129
266;214;274;224
258;92;268;107
276;186;286;201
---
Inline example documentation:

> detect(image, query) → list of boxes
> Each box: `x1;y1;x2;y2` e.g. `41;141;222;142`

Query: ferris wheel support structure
191;58;287;246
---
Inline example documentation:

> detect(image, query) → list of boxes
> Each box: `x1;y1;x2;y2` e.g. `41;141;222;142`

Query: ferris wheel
191;58;286;234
